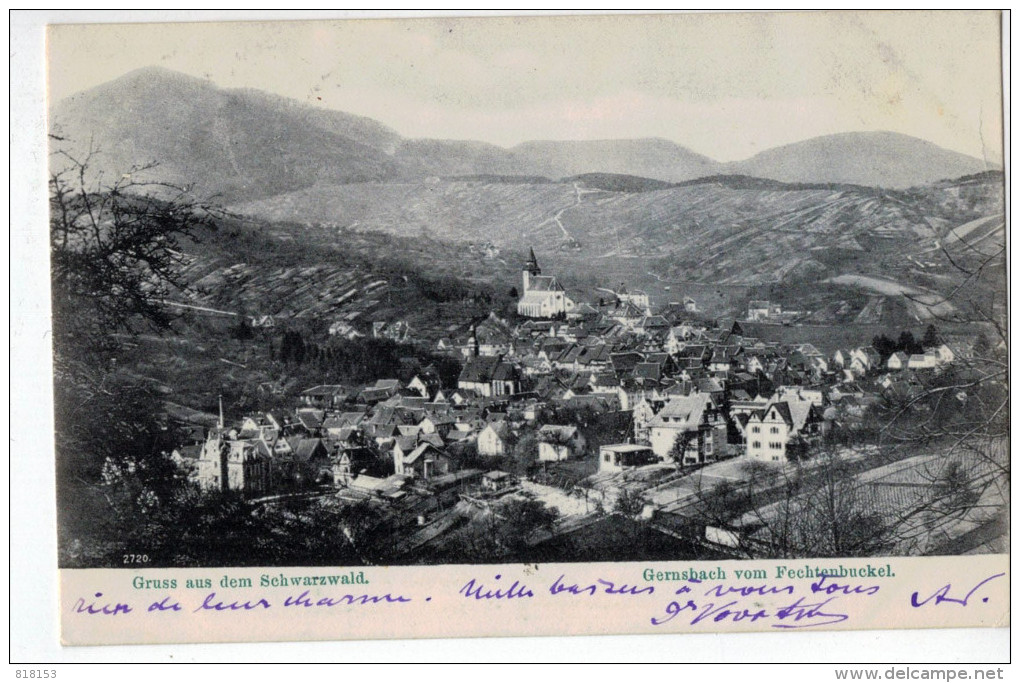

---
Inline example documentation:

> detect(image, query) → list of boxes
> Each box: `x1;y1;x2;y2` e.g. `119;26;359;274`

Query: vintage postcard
38;10;1007;651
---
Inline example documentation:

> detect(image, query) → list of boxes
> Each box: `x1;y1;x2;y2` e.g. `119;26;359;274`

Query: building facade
517;248;576;318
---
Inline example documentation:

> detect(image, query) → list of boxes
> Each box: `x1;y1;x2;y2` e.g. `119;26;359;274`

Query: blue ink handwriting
549;575;655;597
283;590;411;608
459;574;534;600
193;592;271;613
910;573;1005;609
811;573;880;596
73;592;132;616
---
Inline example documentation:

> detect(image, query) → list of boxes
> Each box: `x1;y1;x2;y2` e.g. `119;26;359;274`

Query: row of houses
172;250;975;498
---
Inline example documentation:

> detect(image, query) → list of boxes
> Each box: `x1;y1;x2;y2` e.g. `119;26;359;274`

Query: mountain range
48;67;1006;331
50;67;996;202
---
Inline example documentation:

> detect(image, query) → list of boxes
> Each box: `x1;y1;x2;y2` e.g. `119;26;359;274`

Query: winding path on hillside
537;181;601;243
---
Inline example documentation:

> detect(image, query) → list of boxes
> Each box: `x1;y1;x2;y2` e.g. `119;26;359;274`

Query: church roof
459;355;502;383
527;275;563;292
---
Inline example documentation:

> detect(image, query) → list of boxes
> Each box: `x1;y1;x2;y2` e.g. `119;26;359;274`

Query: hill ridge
51;67;997;198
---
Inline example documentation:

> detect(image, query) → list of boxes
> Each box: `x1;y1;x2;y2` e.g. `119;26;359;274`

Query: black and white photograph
41;11;1006;580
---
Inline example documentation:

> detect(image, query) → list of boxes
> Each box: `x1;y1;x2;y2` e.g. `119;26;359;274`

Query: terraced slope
168;219;518;343
234;180;579;247
234;176;986;286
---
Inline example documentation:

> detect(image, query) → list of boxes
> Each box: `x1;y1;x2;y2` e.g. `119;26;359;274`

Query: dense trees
273;330;462;389
50;146;223;566
921;323;941;348
871;330;924;360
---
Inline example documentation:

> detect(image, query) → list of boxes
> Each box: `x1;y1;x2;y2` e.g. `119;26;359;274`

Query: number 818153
15;671;56;678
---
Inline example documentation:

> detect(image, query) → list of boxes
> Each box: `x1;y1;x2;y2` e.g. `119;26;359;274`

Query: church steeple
470;324;480;357
523;247;541;292
525;247;540;272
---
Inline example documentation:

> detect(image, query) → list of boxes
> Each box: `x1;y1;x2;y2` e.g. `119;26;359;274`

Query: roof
649;392;714;431
639;315;670;329
748;399;819;433
601;443;654;454
366;423;399;439
696;377;724;394
634;362;662;382
403;443;446;464
527;275;563;292
293;438;327;462
360;387;395;402
537;424;579;444
610;301;645;318
321;416;347;431
678;344;707;358
338;412;367;426
418;432;445;448
459;355;502;384
796;344;823;358
484;470;512;481
301;384;347;397
610;352;644;375
481;421;511;439
367;406;404;426
559;345;583;364
580;344;611;365
768;401;795;427
712;345;741;361
564;395;613;411
491;362;518;382
393;435;418;453
174;444;202;461
295;409;324;431
335;427;359;443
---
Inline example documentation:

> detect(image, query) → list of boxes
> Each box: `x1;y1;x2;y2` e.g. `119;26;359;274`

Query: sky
47;10;1005;162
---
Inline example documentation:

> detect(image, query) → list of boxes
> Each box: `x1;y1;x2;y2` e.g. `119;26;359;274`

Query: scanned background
14;9;1011;663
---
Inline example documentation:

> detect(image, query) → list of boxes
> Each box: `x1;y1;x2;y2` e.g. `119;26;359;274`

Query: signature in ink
910;573;1005;608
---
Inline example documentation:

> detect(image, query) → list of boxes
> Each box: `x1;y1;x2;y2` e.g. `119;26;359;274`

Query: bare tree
50;141;224;565
50;142;222;370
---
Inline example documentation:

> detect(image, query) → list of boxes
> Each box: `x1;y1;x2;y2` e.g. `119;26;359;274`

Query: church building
516;248;576;319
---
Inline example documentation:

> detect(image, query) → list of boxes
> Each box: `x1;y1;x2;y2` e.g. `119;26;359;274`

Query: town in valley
150;247;1004;566
47;21;1007;569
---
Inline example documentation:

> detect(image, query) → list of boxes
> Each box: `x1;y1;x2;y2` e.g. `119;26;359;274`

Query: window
770;427;779;434
604;454;611;462
752;441;761;449
752;426;760;433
